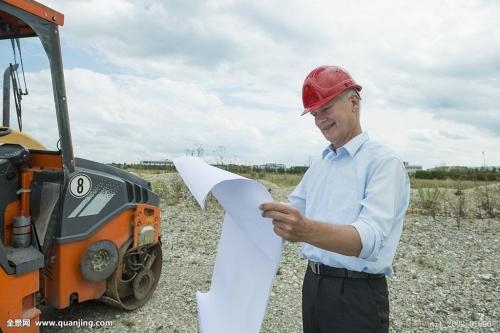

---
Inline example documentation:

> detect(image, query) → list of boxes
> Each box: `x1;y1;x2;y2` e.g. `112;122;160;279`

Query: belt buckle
310;261;321;274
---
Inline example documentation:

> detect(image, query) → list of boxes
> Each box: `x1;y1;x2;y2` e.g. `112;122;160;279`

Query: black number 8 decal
77;178;84;193
70;174;92;197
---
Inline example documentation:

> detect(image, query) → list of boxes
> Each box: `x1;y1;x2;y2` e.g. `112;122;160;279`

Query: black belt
308;261;385;279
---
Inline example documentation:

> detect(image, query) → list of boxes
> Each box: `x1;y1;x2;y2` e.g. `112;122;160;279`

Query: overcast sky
3;0;500;168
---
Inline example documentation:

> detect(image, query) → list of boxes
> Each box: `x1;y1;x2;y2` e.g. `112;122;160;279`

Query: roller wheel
101;238;162;310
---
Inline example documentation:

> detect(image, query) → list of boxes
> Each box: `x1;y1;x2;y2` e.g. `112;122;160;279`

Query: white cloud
7;0;500;168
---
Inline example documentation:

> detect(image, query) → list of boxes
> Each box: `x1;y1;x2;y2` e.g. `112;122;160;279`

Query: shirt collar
322;132;369;159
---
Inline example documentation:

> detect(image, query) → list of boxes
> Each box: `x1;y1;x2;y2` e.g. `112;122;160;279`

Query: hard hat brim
301;84;361;116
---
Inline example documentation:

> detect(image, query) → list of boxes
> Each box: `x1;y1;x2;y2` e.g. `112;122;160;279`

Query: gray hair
340;88;361;101
313;88;362;116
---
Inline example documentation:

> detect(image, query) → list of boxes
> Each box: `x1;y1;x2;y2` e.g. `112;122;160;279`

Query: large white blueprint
173;156;284;333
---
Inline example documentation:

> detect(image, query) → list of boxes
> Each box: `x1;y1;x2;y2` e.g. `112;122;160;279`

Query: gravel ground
39;173;499;332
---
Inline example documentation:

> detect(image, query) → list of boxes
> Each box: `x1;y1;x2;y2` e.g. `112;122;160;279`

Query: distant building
404;161;423;174
252;163;286;172
141;159;174;167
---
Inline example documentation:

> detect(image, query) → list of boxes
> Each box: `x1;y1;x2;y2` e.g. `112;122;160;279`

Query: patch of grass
122;318;135;328
244;173;302;187
453;193;466;229
417;186;446;219
410;178;480;190
414;255;444;272
473;183;500;218
150;173;198;207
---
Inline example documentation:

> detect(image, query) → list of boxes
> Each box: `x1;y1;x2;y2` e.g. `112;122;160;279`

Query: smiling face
310;90;362;148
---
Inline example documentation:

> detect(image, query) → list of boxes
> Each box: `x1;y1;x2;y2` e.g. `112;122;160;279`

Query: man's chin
321;133;336;143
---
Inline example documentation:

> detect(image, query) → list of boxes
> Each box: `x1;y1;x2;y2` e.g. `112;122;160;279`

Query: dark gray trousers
302;265;390;333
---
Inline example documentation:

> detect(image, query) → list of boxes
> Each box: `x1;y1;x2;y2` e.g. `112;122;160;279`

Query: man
260;65;410;333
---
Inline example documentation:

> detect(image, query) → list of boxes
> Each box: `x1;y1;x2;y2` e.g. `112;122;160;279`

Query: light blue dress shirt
289;132;410;276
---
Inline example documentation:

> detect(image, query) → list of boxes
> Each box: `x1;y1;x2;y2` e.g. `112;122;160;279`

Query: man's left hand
259;202;310;242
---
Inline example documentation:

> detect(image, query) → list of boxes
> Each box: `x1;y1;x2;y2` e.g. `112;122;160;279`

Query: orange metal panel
28;152;63;170
42;209;135;309
0;269;40;333
3;0;64;25
20;172;34;217
132;204;161;249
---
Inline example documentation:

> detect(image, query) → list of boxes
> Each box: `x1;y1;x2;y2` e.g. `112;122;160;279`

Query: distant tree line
414;167;499;181
109;162;176;172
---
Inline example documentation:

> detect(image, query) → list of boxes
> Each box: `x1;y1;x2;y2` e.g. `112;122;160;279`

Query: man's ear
350;95;360;112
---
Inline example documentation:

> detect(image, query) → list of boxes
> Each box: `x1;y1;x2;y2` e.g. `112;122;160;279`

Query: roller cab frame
0;1;163;332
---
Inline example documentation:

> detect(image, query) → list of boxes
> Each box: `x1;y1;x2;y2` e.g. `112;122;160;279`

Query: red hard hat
301;65;362;115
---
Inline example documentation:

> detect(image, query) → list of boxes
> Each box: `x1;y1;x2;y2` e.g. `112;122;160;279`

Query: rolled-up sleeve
351;157;409;261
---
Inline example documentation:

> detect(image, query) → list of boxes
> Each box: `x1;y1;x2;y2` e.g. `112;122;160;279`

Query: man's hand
260;202;362;256
259;202;311;242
